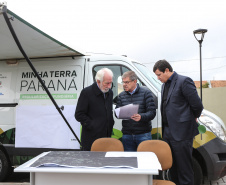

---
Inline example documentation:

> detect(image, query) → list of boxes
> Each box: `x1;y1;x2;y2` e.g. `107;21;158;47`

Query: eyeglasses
122;80;133;84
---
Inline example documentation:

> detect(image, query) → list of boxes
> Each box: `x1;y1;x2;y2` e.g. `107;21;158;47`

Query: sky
3;0;226;81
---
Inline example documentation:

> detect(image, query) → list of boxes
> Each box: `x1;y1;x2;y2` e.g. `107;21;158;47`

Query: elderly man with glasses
116;71;156;151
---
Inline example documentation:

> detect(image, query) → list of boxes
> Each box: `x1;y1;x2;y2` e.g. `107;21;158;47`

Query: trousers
163;127;194;185
122;132;152;151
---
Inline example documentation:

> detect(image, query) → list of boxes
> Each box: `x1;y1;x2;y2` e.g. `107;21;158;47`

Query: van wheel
0;150;11;181
193;157;203;185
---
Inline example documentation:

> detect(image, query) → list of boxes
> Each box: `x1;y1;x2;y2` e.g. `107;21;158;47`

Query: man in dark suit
153;60;203;185
75;68;114;151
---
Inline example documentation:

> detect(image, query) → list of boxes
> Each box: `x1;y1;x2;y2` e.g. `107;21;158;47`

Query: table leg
30;172;35;185
148;175;153;185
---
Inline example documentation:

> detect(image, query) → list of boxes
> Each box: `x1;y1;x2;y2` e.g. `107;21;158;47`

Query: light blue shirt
129;85;137;95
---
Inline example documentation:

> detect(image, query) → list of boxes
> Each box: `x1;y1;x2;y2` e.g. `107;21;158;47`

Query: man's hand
131;114;141;122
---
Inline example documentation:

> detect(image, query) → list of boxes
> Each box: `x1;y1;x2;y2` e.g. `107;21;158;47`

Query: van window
133;62;162;91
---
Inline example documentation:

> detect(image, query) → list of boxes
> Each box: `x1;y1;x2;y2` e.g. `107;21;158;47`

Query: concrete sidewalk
0;183;29;185
203;176;226;185
0;176;225;185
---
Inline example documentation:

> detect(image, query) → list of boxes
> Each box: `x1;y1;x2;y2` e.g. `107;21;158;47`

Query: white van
0;3;225;184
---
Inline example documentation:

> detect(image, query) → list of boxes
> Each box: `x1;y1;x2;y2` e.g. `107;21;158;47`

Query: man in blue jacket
116;71;156;151
153;60;203;185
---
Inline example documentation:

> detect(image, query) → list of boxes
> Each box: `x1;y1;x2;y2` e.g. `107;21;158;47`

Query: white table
14;151;161;185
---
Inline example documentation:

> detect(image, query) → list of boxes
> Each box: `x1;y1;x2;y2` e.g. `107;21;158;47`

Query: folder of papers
114;104;139;119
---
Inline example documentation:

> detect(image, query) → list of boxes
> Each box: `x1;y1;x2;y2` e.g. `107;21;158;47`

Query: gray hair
95;68;113;82
122;71;138;81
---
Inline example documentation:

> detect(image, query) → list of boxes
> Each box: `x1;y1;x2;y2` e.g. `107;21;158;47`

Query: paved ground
0;174;225;185
0;172;29;185
0;184;29;185
203;176;226;185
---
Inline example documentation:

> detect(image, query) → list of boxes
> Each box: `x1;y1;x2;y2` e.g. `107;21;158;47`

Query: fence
197;87;226;126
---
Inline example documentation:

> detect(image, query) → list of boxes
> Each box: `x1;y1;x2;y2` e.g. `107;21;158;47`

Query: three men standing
75;61;203;185
153;60;203;185
116;71;156;151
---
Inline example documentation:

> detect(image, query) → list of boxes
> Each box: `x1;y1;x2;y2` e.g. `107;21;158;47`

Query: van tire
0;150;11;181
193;157;203;185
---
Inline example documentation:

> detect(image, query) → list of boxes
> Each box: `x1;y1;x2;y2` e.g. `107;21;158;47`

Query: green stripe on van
20;94;77;100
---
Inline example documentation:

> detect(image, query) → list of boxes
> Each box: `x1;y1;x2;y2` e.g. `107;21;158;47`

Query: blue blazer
161;72;203;141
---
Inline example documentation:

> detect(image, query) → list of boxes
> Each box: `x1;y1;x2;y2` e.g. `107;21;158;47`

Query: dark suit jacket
161;72;203;141
75;82;114;151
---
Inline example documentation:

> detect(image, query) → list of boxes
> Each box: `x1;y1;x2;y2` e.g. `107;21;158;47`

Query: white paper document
105;152;162;170
105;152;138;157
137;152;161;170
114;104;139;119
